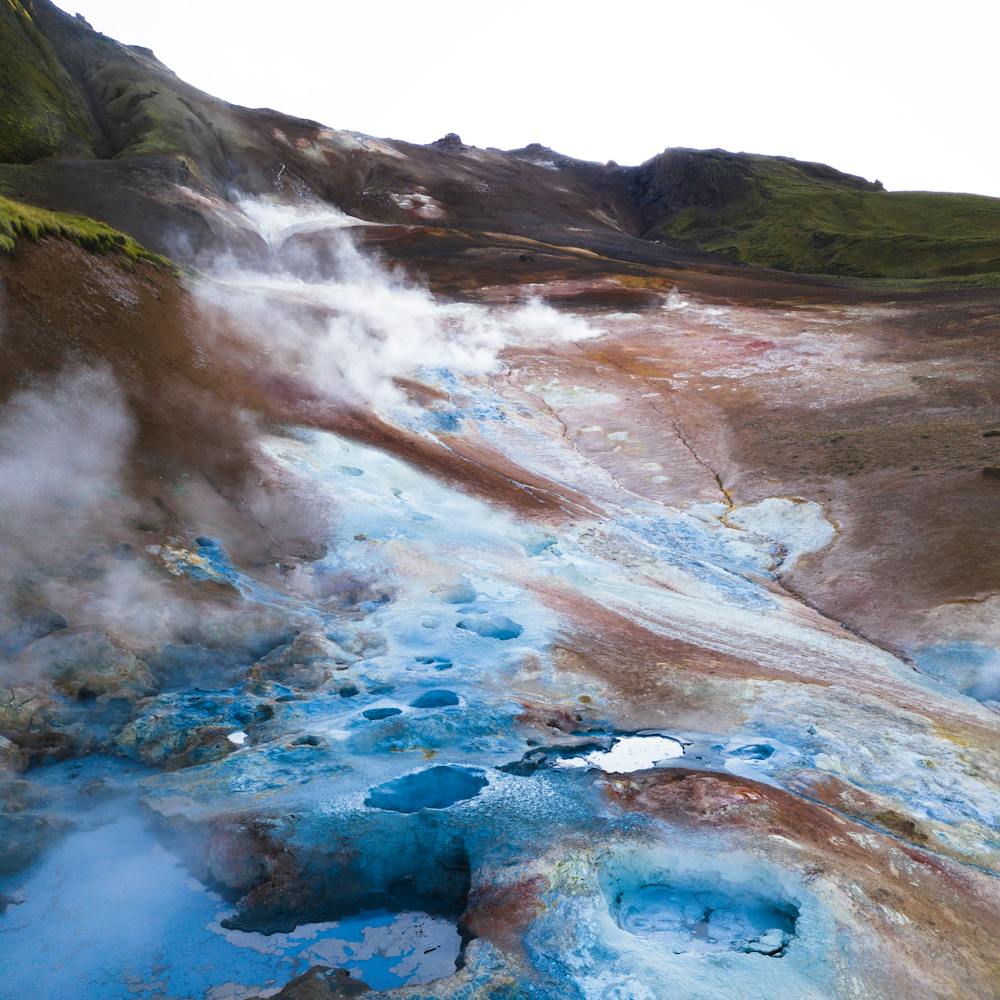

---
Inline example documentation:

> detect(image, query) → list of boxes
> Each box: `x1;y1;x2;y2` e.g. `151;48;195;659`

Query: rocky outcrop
0;735;26;773
257;967;369;999
17;628;155;702
0;629;153;762
248;630;357;691
0;683;90;760
114;690;272;769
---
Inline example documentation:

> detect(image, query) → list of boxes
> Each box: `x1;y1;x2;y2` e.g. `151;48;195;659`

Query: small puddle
553;735;685;772
410;689;460;709
600;851;801;961
455;613;523;640
615;883;796;956
365;765;488;812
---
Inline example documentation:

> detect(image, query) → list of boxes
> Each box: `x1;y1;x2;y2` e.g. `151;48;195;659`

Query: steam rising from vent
0;367;134;579
237;197;372;246
195;197;600;410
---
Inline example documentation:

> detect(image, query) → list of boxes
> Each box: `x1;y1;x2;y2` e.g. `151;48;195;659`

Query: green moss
0;194;171;267
0;0;99;162
1;0;224;177
101;80;199;159
654;155;1000;282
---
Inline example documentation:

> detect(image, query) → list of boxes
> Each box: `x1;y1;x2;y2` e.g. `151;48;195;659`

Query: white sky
54;0;999;197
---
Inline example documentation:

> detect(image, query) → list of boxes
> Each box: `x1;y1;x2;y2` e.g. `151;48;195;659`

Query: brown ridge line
531;581;821;689
259;376;602;520
531;576;1000;747
606;767;1000;887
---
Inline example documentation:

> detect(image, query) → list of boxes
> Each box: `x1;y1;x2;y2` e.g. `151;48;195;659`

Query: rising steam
0;366;134;578
194;197;600;411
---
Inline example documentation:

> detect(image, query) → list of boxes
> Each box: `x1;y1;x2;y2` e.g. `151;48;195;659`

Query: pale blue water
0;814;459;998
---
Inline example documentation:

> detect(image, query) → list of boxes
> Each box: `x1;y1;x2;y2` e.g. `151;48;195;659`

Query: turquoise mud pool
3;410;999;998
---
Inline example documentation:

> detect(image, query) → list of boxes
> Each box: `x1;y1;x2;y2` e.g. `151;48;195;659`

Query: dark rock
16;628;156;702
431;133;464;151
0;684;91;761
146;643;253;691
257;966;369;999
0;735;26;772
248;630;356;692
115;691;271;768
180;609;299;662
0;606;68;656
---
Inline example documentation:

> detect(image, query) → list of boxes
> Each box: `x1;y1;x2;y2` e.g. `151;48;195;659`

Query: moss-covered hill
3;1;1000;283
0;0;252;177
634;149;1000;281
0;0;99;161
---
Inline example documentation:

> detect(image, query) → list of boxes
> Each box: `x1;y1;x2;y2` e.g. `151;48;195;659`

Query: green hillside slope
0;0;99;162
641;150;1000;280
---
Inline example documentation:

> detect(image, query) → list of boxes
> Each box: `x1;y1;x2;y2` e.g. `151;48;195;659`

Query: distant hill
632;148;1000;280
2;0;1000;282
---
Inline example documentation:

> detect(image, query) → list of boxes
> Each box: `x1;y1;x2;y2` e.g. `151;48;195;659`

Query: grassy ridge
0;194;171;266
653;156;1000;280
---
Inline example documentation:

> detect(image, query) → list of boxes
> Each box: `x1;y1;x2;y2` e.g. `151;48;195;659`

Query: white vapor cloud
0;367;135;574
195;198;600;411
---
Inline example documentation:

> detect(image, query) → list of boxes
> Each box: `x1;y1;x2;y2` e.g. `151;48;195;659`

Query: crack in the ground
669;417;734;508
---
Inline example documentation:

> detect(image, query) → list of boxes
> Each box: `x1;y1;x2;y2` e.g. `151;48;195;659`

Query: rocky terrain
2;2;1000;998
